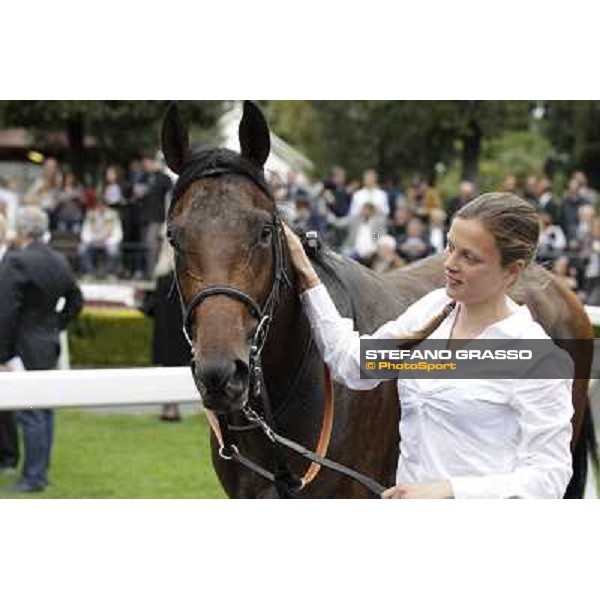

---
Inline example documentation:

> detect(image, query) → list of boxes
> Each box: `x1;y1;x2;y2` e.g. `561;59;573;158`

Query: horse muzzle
193;357;250;413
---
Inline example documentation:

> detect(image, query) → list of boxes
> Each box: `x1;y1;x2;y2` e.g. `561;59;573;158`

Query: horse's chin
201;391;249;415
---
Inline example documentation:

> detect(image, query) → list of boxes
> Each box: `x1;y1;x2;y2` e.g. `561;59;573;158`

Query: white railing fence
0;366;201;411
1;304;600;411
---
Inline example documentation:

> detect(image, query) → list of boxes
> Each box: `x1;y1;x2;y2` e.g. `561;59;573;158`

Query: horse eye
166;227;180;249
260;225;273;244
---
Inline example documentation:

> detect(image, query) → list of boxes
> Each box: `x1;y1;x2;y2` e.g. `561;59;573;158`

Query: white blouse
300;284;574;499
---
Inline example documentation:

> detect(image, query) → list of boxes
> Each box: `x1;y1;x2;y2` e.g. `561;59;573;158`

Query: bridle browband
167;158;386;498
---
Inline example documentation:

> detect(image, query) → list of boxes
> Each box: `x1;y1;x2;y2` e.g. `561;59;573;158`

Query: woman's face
444;217;521;305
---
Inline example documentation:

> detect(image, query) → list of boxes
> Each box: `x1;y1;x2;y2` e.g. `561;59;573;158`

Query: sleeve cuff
449;476;508;500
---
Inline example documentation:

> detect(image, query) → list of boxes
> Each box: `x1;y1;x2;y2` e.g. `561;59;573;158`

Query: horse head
162;101;289;414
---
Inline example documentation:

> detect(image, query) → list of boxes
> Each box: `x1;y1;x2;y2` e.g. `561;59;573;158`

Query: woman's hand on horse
381;481;454;499
282;222;322;292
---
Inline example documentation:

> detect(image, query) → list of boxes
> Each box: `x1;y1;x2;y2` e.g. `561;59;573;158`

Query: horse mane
171;146;273;208
309;245;410;333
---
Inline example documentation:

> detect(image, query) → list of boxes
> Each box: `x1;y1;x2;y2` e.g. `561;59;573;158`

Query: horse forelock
170;146;273;214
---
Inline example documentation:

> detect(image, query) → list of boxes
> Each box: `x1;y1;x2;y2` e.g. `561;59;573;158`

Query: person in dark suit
0;213;20;474
0;206;83;492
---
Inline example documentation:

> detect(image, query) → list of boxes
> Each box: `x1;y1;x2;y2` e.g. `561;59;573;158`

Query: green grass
0;410;226;499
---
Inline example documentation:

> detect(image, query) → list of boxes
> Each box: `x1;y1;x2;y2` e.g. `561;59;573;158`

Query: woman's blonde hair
397;192;539;349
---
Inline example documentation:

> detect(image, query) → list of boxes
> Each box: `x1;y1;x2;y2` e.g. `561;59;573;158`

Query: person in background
324;167;352;218
370;235;405;274
582;218;600;305
536;212;567;266
0;206;83;492
537;178;559;224
78;197;123;278
24;157;62;230
575;204;596;252
291;194;326;236
136;153;173;279
0;176;19;236
428;208;447;254
396;217;434;263
390;205;413;243
560;178;589;244
524;174;539;206
0;213;8;260
572;171;597;206
382;175;407;219
120;159;145;276
445;180;477;226
0;213;20;475
54;172;85;234
329;201;382;266
103;166;123;207
141;224;190;422
552;255;578;293
285;171;308;202
407;178;442;222
269;171;296;223
349;169;390;219
501;174;518;194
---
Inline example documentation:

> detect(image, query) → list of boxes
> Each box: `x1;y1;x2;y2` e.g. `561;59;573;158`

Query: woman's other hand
381;481;454;499
282;222;322;292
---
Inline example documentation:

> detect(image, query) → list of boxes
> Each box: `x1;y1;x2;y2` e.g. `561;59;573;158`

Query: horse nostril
226;359;249;397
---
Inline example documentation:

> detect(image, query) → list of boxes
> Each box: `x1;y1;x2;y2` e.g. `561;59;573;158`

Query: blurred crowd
2;155;600;305
0;154;173;281
269;167;600;305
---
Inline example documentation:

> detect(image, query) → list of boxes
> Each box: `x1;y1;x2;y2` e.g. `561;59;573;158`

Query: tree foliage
4;100;600;188
543;101;600;187
268;100;531;183
0;100;224;179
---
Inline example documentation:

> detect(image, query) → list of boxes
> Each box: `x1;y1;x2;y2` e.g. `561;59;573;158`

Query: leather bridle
174;213;289;352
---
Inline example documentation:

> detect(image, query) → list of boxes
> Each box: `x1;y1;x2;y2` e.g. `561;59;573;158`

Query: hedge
68;308;152;367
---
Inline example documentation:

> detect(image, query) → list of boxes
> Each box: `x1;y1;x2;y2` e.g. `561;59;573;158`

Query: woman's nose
444;249;458;271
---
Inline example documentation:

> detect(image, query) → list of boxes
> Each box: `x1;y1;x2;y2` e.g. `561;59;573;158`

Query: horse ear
239;100;270;169
161;102;191;175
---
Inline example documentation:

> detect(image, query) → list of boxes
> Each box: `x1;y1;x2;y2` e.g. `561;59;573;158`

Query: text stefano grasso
364;349;533;361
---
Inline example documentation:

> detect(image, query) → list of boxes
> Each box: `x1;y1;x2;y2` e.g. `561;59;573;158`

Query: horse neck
260;260;313;416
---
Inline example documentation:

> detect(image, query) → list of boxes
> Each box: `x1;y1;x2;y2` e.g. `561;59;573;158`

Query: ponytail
396;301;456;350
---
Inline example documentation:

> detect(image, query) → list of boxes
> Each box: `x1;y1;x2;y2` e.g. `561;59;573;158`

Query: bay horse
162;101;596;499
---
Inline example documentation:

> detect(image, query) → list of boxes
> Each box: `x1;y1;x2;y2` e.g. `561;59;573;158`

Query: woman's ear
504;259;526;287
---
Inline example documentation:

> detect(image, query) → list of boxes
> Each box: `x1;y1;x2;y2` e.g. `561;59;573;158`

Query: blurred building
218;102;314;184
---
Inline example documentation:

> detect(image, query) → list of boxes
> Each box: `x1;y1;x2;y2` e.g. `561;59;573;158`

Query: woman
284;193;574;499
